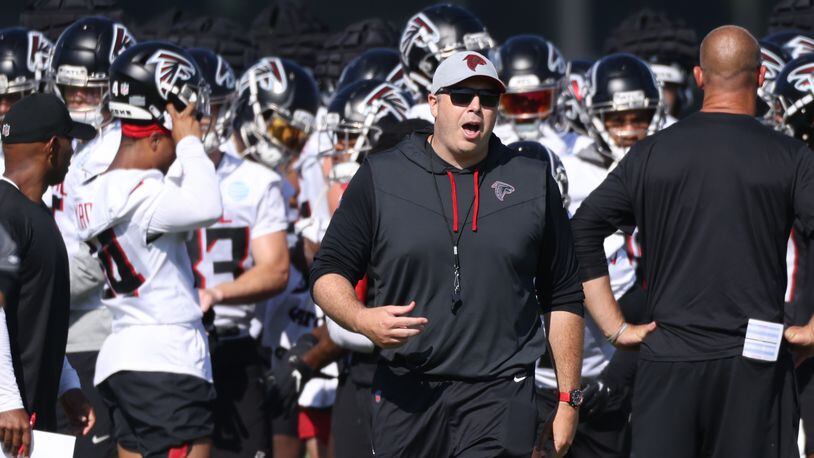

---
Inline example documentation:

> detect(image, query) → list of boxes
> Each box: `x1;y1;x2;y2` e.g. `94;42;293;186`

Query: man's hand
613;321;657;349
353;301;427;349
551;404;578;457
0;408;30;457
59;389;95;436
167;102;202;143
198;288;223;314
785;323;814;367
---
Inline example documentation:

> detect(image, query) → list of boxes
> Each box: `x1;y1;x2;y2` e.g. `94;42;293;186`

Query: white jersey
74;137;222;385
295;128;332;244
535;145;639;389
187;152;287;337
52;121;121;311
262;268;338;408
492;121;592;158
0;148;4;176
406;102;433;122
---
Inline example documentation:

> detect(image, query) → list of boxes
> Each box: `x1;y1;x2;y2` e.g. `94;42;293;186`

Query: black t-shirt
0;180;70;430
571;112;814;362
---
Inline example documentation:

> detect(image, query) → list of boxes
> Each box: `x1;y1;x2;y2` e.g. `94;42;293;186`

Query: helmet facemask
202;95;235;153
52;65;110;130
585;89;664;163
319;113;382;185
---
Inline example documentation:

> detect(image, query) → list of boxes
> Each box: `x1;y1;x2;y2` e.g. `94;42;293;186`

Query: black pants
370;364;537;458
56;351;116;458
331;372;373;458
211;337;270;458
632;354;799;458
536;385;630;458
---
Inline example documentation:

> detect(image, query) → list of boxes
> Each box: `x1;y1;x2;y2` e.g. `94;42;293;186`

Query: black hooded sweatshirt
311;130;584;379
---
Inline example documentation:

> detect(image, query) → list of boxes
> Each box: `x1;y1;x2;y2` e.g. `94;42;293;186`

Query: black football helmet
508;141;569;208
108;41;210;130
774;54;814;147
49;17;135;129
584;53;664;162
758;40;791;127
399;4;495;97
188;48;236;152
320;79;412;184
764;31;814;60
232;57;320;169
559;59;593;136
495;35;566;138
0;27;52;119
336;48;405;92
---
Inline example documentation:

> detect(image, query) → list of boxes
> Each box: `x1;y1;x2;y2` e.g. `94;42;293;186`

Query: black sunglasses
437;87;501;108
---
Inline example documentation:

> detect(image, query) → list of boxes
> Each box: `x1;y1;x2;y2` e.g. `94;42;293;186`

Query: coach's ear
693;66;704;90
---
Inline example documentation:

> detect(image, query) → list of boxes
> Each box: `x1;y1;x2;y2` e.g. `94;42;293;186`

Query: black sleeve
536;169;585;316
310;161;375;296
793;145;814;239
571;151;639;282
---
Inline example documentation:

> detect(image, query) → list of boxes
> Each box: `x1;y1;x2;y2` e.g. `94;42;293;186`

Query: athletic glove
265;333;318;416
580;377;629;420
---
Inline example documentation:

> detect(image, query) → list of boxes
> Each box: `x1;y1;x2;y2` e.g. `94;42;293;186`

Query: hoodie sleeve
310;161;375;296
536;170;585;315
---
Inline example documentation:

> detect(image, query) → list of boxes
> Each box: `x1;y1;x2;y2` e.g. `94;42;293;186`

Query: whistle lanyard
429;140;484;311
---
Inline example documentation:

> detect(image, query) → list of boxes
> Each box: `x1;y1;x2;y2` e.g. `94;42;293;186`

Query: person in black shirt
0;94;96;445
571;26;814;458
311;52;585;457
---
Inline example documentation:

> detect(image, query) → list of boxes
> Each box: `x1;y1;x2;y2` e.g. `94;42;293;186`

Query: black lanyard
428;137;484;312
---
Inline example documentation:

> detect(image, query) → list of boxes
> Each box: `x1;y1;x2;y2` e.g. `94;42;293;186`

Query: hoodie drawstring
445;169;480;233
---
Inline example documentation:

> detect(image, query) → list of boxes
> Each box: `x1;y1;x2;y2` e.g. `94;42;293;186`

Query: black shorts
98;371;216;458
332;372;373;458
57;351;116;458
370;363;537;458
535;386;630;458
631;354;799;458
211;337;270;458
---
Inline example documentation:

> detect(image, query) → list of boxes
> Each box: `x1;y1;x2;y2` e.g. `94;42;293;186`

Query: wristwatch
558;389;584;408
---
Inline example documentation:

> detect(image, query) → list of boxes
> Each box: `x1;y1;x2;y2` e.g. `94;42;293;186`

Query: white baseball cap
430;51;506;94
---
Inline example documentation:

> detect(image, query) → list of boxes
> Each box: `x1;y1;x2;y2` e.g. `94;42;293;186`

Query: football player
553;53;665;456
0;27;52;175
73;41;221;458
398;4;495;121
186;47;290;458
493;35;593;157
774;54;814;458
46;16;135;457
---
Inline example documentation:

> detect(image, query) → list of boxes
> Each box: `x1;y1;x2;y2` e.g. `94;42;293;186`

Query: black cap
0;93;96;144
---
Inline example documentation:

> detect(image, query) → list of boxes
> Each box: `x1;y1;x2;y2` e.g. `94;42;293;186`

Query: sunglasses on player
437;87;501;108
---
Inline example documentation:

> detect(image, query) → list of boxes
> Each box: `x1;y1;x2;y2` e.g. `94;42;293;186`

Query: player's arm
200;231;289;311
147;104;223;235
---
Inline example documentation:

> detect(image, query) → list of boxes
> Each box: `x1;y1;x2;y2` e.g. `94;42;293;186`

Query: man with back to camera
311;50;585;458
0;93;98;455
570;25;814;457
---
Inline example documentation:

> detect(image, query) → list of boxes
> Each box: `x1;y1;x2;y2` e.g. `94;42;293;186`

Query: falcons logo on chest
491;181;515;202
400;13;440;58
109;24;135;63
787;63;814;93
147;50;196;99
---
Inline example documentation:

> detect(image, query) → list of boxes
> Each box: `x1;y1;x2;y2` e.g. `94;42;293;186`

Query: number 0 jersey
187;152;287;337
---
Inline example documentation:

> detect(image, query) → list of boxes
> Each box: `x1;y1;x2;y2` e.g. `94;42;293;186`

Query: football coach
311;51;585;458
571;25;814;458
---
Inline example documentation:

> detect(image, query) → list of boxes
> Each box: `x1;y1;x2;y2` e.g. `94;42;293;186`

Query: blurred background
0;0;796;61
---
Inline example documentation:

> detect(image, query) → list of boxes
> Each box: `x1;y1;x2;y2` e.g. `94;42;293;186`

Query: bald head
699;25;761;87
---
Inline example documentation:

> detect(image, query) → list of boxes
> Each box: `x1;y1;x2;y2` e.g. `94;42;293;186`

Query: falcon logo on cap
464;54;487;71
1;123;9;137
491;181;515;202
147;50;196;99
